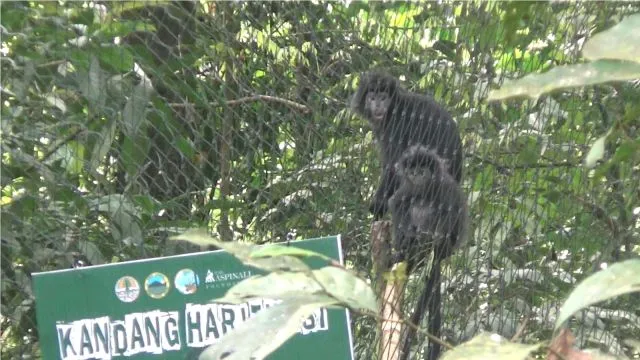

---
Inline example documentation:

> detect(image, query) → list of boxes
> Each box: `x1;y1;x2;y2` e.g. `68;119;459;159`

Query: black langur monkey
350;72;463;220
389;145;468;360
351;72;464;360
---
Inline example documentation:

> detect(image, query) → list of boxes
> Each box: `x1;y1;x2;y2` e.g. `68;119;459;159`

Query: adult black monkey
389;145;468;360
350;72;463;220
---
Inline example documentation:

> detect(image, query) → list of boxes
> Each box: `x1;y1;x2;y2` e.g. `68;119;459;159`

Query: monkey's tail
399;257;442;360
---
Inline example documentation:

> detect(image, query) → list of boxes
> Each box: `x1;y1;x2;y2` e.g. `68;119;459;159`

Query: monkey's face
398;161;433;187
364;90;391;125
406;171;432;188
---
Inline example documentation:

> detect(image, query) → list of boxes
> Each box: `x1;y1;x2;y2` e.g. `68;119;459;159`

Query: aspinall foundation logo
204;269;253;289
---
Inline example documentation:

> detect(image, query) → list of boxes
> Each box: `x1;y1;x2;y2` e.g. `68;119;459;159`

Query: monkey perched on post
351;72;466;360
350;72;463;220
389;145;468;360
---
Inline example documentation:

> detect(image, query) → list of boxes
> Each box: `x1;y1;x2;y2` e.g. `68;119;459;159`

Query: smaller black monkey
389;145;467;267
389;145;468;360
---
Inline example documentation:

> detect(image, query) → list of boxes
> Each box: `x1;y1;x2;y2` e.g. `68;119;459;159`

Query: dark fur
350;72;463;220
389;146;467;268
389;146;468;360
352;72;465;360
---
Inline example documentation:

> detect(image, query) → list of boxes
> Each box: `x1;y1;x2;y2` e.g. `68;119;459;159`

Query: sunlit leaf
91;194;143;246
199;297;336;360
88;118;118;176
555;259;640;329
44;95;67;113
77;55;106;108
171;230;316;272
583;14;640;63
76;240;106;265
441;332;542;360
312;266;378;312
122;71;154;137
250;243;334;262
584;130;611;168
488;60;640;101
215;272;325;304
121;134;150;178
68;36;89;48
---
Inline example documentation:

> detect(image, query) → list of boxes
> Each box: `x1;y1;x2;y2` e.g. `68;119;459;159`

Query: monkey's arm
369;164;399;219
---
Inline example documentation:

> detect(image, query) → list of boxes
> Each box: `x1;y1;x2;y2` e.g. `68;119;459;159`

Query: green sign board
33;236;354;360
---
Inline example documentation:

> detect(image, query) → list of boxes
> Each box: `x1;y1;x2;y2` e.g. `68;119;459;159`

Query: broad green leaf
441;333;542;360
171;230;312;272
77;55;106;109
121;134;150;178
584;129;611;168
132;195;157;216
174;137;196;159
488;60;640;101
312;266;378;313
88;118;118;177
91;194;143;246
97;46;135;72
49;141;85;175
122;69;154;137
246;256;312;273
250;243;334;262
199;297;336;360
583;14;640;63
68;36;89;48
555;259;640;329
215;272;325;304
76;240;106;265
44;95;67;113
171;228;219;247
611;138;640;164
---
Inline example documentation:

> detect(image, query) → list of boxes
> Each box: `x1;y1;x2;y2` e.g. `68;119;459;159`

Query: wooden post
371;220;404;360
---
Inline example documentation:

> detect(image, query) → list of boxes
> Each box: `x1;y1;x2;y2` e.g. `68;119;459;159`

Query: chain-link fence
2;2;639;359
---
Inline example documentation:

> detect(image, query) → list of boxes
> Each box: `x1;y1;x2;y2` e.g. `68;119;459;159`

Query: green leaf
171;229;312;272
97;46;135;72
170;229;219;247
215;272;325;304
250;243;334;262
555;259;640;329
174;137;196;159
88;118;118;177
121;134;150;178
121;71;154;137
441;333;542;360
199;297;336;360
77;55;106;109
611;138;640;164
132;195;157;216
91;194;143;246
583;14;640;63
49;141;85;175
584;129;611;168
488;60;640;101
312;266;378;313
76;240;106;265
44;95;67;113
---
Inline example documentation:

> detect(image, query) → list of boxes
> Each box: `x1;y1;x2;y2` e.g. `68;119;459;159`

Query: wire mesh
1;1;639;359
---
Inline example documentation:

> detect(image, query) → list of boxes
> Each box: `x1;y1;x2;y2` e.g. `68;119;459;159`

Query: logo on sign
114;276;140;303
174;269;199;295
144;272;170;299
204;269;253;289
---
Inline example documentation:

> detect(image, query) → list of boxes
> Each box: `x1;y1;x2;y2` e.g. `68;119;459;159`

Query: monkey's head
350;72;399;128
395;145;448;186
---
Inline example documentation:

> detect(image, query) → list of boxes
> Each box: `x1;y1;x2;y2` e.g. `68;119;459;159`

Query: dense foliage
1;2;638;358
